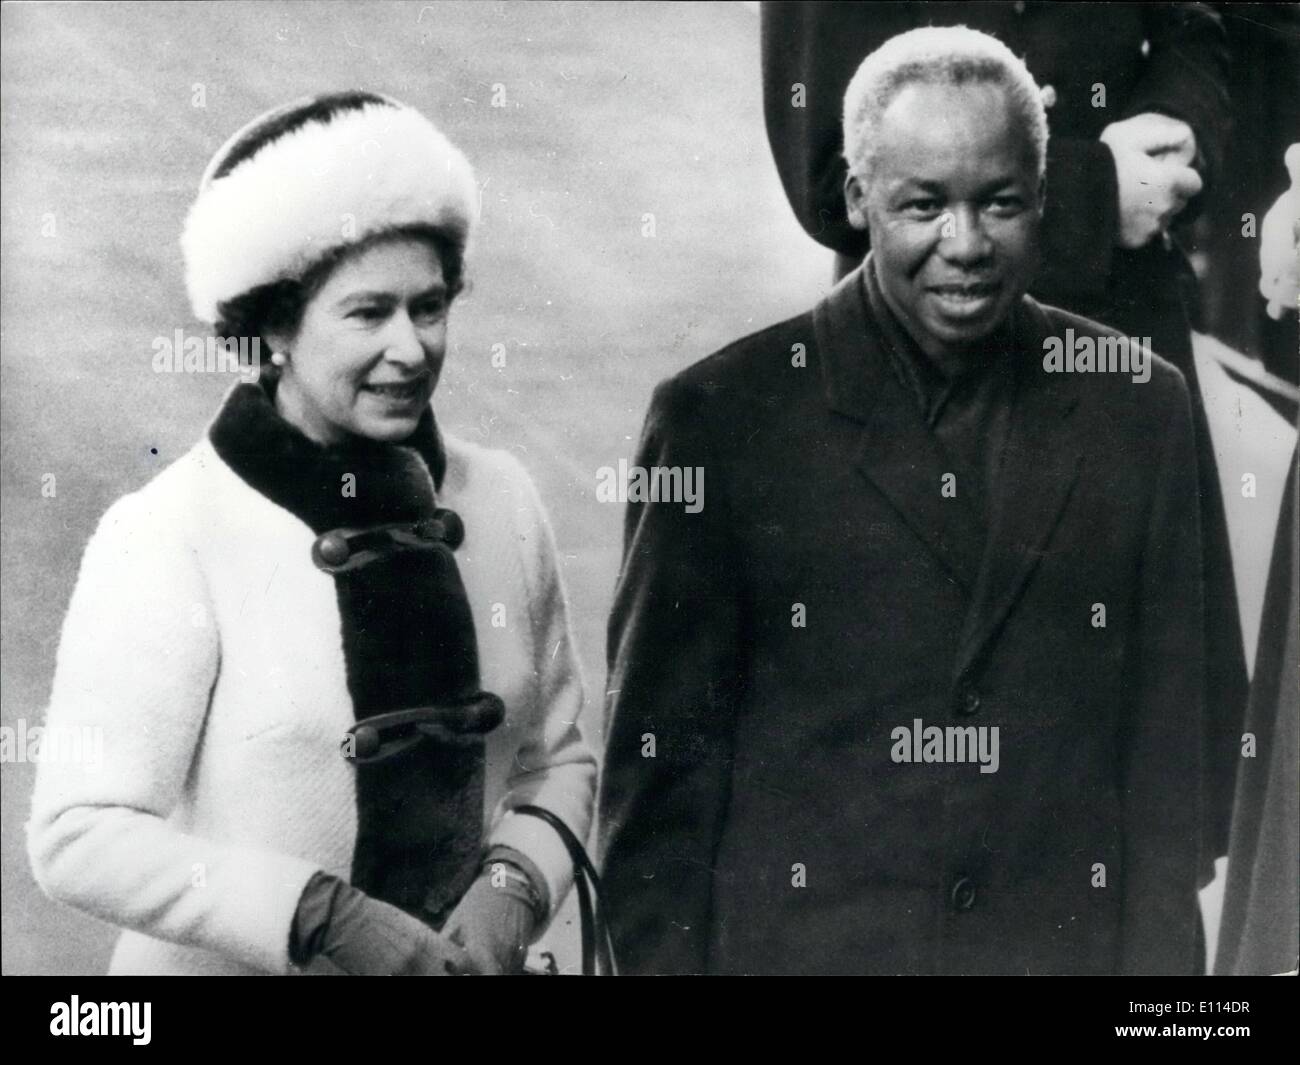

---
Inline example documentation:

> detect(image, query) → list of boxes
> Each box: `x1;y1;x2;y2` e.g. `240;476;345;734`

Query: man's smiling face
845;80;1044;369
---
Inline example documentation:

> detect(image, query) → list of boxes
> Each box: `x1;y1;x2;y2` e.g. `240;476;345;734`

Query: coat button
346;724;380;760
956;685;981;717
426;509;465;549
951;876;977;912
317;532;351;565
1013;1;1025;12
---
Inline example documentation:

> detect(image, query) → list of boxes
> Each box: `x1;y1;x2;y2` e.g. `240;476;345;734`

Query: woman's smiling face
271;234;452;445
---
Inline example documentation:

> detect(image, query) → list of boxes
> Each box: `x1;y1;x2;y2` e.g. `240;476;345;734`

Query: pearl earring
270;351;287;367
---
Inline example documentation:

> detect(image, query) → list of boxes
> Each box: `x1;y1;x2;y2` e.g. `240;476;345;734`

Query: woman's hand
441;854;544;975
291;872;472;976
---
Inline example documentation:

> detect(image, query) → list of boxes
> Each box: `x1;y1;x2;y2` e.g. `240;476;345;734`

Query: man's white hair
843;25;1049;185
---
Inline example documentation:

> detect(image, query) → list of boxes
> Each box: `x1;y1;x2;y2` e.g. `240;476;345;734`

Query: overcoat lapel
814;268;985;592
814;274;1084;677
953;297;1083;681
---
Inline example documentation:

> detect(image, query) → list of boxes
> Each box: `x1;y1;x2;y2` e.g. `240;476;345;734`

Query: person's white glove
1100;113;1203;249
1102;112;1199;167
1259;143;1300;320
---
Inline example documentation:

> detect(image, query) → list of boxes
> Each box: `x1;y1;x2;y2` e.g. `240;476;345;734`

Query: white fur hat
181;92;477;324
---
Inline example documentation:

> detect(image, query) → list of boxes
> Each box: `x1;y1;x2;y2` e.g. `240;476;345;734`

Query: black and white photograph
1;0;1297;1033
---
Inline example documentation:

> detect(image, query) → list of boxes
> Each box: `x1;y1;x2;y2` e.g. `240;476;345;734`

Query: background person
1215;153;1300;976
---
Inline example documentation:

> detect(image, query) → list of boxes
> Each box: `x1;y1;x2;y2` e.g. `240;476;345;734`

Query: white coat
27;388;596;975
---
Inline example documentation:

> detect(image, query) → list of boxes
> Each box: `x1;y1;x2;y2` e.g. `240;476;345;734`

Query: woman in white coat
26;91;596;976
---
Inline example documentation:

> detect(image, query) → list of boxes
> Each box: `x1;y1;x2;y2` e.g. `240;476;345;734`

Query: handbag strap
512;805;616;975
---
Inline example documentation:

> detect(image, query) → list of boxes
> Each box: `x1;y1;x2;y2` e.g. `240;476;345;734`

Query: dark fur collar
209;378;487;919
208;377;447;532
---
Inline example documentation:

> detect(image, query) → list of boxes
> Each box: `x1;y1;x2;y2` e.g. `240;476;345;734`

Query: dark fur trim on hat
211;91;393;183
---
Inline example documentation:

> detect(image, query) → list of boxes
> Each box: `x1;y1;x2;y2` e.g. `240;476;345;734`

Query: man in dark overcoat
761;1;1247;881
600;26;1206;975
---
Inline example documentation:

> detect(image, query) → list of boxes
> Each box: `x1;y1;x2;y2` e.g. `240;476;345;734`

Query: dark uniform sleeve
761;0;870;261
1120;374;1205;975
598;377;745;975
1125;4;1231;188
1040;2;1229;297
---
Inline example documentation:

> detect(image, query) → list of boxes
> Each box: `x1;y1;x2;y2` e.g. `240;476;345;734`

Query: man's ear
844;171;871;232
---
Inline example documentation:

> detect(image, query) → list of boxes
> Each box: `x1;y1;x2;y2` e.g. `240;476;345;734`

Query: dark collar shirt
861;255;1019;534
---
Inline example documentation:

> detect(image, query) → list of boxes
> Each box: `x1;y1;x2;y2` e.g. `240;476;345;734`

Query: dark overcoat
600;270;1205;975
760;8;1248;868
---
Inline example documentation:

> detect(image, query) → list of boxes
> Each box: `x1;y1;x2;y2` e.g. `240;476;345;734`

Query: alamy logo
596;460;704;513
890;718;1000;774
152;329;261;381
50;997;151;1045
0;718;101;766
1042;328;1152;383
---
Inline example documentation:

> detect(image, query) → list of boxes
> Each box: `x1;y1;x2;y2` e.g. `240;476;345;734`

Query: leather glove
441;847;547;975
290;871;472;976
